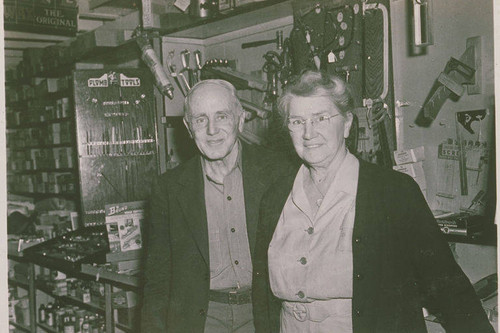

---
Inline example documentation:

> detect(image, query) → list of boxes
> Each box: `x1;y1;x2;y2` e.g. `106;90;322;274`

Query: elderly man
141;79;290;332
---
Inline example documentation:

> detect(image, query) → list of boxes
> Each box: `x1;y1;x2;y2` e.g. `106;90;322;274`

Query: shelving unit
9;247;140;333
6;74;79;210
36;282;106;313
8;253;36;333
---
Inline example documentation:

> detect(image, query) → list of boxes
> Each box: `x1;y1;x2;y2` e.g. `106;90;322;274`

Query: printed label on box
105;201;145;252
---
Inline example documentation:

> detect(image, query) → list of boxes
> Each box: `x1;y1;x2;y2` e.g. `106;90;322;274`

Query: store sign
4;0;78;36
88;72;142;88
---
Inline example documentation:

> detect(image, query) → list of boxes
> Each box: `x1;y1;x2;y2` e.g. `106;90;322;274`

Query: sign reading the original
4;0;77;36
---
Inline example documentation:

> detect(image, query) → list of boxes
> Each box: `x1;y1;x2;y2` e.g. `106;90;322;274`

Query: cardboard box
393;146;425;165
105;201;145;253
112;290;137;308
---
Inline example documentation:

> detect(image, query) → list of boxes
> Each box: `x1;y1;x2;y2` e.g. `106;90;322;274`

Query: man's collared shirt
203;143;253;291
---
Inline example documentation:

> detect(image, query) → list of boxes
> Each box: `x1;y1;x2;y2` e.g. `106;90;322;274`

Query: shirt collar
328;151;358;196
202;140;242;185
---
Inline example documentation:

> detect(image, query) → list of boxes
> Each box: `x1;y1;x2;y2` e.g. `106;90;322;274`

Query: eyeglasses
287;114;341;132
188;112;234;130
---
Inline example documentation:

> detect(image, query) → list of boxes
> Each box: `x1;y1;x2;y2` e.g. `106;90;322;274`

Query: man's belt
209;289;252;305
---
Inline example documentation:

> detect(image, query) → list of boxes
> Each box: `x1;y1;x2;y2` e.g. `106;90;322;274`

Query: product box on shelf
14;297;30;326
105;201;145;253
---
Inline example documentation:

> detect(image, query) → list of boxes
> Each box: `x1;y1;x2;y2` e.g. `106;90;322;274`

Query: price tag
174;0;190;12
328;51;337;63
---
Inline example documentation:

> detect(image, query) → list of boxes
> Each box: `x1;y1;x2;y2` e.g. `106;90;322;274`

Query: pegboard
290;0;396;167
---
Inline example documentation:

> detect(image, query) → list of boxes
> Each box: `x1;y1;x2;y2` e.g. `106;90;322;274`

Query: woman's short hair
183;79;243;119
277;70;354;124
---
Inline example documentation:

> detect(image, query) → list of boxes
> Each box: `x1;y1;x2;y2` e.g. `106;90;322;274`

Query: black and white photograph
2;0;498;332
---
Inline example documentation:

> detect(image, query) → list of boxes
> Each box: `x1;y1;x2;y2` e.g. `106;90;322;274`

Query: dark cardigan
252;159;494;333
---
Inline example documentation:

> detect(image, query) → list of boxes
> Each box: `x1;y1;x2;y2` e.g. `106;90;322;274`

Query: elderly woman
252;70;493;333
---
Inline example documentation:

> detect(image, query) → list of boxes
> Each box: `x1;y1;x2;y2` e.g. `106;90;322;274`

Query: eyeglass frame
286;113;341;132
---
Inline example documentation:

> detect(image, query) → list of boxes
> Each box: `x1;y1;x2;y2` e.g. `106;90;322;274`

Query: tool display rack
8;248;139;333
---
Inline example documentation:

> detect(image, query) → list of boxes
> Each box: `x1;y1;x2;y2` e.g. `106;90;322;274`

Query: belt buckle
292;303;308;322
228;290;238;305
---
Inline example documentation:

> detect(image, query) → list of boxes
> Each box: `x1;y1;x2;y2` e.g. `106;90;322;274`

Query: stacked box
23;48;45;74
5;87;19;104
60;122;72;144
14;297;30;326
42;45;59;71
6;68;18;82
53;147;74;168
50;123;61;144
393;146;427;197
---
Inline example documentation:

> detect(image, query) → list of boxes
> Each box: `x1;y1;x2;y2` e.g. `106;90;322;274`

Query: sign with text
4;0;78;36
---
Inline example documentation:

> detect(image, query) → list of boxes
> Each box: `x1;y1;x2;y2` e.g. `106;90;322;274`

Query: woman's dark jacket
252;159;494;333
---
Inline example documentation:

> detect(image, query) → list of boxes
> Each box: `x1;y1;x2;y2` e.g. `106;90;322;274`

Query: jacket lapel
176;156;210;266
241;143;268;258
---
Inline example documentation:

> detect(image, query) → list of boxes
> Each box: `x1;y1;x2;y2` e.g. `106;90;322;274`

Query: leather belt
209;289;252;305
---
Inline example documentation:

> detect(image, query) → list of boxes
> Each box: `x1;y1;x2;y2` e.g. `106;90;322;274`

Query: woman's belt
282;298;352;322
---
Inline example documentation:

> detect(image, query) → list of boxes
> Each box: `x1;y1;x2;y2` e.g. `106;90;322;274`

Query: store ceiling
3;0;139;70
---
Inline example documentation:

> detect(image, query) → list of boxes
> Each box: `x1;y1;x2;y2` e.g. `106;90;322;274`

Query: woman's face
287;95;353;169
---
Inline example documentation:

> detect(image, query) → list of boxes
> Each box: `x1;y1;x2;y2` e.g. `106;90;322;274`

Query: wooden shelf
8;117;74;130
9;321;31;332
159;0;291;38
6;89;72;107
7;191;78;200
9;278;30;289
36;282;105;313
81;264;139;289
9;168;76;175
9;143;74;150
444;224;497;246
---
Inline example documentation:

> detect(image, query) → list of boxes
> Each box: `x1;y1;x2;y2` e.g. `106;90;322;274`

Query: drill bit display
73;69;158;226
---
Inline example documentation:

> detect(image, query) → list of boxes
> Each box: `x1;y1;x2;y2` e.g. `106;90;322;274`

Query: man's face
183;84;244;161
288;95;352;168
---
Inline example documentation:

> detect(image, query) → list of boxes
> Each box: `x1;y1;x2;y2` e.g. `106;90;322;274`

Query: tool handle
180;50;190;69
194;50;202;70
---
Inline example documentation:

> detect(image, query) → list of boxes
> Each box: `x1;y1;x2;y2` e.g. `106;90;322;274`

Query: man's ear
238;111;245;133
183;117;193;139
343;112;353;139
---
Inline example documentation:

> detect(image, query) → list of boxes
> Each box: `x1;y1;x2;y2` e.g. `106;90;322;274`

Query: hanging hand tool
421;57;475;123
201;59;267;91
180;49;194;87
194;50;203;84
241;30;283;50
262;51;282;109
165;51;187;97
280;38;293;86
135;35;174;99
240;99;271;120
333;64;359;83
